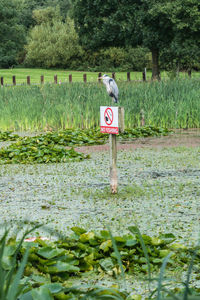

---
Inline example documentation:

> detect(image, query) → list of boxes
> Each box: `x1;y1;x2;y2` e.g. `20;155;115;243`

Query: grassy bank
0;68;199;85
0;69;151;84
0;78;199;130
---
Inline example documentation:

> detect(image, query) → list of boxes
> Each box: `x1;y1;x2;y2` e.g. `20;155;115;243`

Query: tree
15;0;72;31
73;0;200;79
168;0;200;72
0;0;25;67
25;8;82;68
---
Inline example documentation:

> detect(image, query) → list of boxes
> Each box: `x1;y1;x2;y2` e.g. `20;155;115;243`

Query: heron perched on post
99;74;119;103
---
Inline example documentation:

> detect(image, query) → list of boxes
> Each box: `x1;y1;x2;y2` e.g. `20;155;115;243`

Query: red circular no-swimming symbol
104;107;113;126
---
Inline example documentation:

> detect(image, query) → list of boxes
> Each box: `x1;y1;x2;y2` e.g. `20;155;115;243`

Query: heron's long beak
98;77;102;79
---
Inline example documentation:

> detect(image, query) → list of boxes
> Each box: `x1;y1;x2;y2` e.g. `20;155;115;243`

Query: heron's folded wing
109;79;119;98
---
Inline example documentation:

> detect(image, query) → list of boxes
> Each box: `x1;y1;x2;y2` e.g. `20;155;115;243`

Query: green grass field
0;68;199;85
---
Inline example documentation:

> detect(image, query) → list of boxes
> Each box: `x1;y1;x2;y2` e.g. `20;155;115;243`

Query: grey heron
99;74;119;103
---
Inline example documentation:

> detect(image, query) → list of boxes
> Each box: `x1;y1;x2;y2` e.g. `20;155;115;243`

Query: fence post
188;69;191;78
27;76;30;85
127;72;130;81
112;72;115;80
140;109;145;126
54;75;57;84
1;77;3;86
69;74;72;83
83;73;87;83
41;75;44;84
98;72;102;83
142;69;146;82
12;76;16;86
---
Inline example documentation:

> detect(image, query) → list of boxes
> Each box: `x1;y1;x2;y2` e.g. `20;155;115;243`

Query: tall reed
0;79;199;131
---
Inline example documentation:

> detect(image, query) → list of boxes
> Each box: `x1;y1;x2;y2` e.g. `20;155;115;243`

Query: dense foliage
0;0;25;67
1;225;200;299
0;131;19;141
0;127;170;164
25;16;82;68
73;0;200;78
0;0;199;72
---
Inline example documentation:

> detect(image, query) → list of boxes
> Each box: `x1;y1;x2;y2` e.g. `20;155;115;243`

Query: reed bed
0;78;199;131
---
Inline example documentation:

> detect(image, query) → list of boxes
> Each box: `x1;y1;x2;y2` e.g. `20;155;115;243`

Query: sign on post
100;106;124;194
100;106;118;134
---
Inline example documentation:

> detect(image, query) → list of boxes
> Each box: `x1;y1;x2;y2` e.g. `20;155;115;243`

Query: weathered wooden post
140;109;145;126
12;76;16;86
112;72;115;80
142;68;146;82
127;72;130;81
27;76;30;85
83;74;87;83
69;74;72;83
54;75;57;84
41;75;44;84
109;133;117;193
98;72;102;83
1;77;3;86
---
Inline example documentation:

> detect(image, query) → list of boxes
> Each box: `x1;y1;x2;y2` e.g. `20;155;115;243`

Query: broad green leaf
169;243;187;250
125;239;137;247
159;233;176;244
19;291;33;300
47;261;80;274
43;283;63;294
151;237;163;246
37;247;65;259
31;286;54;300
99;258;114;271
99;240;112;252
79;232;95;243
71;227;86;236
159;249;171;258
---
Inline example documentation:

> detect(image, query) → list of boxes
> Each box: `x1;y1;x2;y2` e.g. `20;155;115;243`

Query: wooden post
127;72;130;81
110;134;117;194
1;77;3;86
12;76;16;86
41;75;44;84
112;72;115;80
54;75;57;84
142;70;146;82
118;107;125;133
188;69;191;78
109;107;124;194
27;76;30;85
140;109;145;126
69;74;72;83
83;73;87;83
98;72;102;83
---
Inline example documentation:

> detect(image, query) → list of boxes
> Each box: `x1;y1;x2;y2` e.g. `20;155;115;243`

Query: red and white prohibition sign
100;106;119;134
104;107;113;126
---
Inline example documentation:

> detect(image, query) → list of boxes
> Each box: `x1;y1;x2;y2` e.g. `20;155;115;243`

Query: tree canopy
25;8;82;68
73;0;200;78
0;0;25;67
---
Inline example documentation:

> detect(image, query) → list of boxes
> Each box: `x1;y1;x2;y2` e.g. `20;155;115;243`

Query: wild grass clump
0;78;199;131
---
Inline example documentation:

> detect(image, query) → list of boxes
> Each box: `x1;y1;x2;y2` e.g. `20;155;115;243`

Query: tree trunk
151;48;160;80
